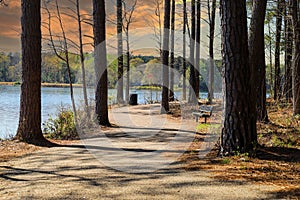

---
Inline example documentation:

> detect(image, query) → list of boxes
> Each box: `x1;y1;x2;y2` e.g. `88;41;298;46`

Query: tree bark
208;0;216;104
268;22;274;97
290;0;300;115
274;0;284;100
125;32;130;104
93;0;110;126
117;0;124;104
293;30;300;115
188;0;197;103
16;0;50;146
161;0;170;113
248;0;268;122
182;0;187;101
169;0;175;102
284;5;293;101
220;0;257;155
194;0;201;99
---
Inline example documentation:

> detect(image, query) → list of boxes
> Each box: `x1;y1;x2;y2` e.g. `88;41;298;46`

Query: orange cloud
0;0;213;54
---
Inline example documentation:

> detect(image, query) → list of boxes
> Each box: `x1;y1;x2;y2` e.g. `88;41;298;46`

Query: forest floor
175;100;300;199
0;101;299;199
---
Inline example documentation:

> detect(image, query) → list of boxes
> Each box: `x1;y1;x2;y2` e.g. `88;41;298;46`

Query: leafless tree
75;0;90;119
0;0;7;6
44;0;78;127
43;0;92;121
146;0;163;55
123;0;138;104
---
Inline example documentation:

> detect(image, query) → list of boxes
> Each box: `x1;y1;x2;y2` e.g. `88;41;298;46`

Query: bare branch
43;1;66;62
122;0;138;33
0;0;8;6
82;19;93;26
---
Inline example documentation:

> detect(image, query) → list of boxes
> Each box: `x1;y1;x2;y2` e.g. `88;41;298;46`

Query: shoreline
0;82;84;88
0;82;185;91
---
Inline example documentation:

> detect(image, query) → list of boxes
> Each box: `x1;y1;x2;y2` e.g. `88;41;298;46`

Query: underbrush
258;101;300;148
43;106;78;140
177;99;300;198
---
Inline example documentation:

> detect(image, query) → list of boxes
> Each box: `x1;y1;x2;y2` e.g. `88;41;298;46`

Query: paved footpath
0;105;279;199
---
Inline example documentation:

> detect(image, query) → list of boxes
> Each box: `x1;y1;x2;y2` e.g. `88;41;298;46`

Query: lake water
1;85;213;139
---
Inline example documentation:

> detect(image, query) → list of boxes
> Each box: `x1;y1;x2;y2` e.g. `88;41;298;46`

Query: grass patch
196;123;222;132
133;85;162;90
221;158;231;164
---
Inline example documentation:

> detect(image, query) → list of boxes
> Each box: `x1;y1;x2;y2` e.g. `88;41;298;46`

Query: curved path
0;105;279;199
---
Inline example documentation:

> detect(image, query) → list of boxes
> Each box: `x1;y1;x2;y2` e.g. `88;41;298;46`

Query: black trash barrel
129;94;138;105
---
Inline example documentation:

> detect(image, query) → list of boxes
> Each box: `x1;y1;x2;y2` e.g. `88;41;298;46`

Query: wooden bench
192;105;214;123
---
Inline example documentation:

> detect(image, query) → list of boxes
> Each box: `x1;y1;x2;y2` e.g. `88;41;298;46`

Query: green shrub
43;108;78;140
13;81;21;86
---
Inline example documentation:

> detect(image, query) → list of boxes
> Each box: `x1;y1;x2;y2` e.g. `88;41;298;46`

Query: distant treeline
0;52;222;91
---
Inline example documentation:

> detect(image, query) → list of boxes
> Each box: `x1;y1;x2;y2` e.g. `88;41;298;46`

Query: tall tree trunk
248;0;268;122
284;5;293;101
188;0;197;103
76;0;90;118
194;0;201;99
290;0;300;115
125;32;130;104
169;0;175;102
274;0;284;100
220;0;257;155
117;0;124;104
208;0;216;103
16;0;50;145
123;0;137;104
93;0;110;126
161;0;170;113
269;23;274;97
182;0;187;101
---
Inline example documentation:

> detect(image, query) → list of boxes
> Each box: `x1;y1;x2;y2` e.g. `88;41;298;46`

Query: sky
0;0;21;51
0;0;221;58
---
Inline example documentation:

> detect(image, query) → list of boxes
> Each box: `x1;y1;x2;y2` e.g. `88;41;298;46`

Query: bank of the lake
0;85;192;139
0;82;84;88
